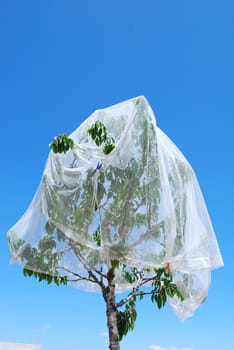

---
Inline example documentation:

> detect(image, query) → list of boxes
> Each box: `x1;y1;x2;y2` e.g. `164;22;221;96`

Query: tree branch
58;266;99;284
116;271;165;308
116;287;155;308
57;230;108;282
72;245;105;287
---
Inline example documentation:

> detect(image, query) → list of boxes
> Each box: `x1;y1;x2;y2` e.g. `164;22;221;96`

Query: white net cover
7;96;223;320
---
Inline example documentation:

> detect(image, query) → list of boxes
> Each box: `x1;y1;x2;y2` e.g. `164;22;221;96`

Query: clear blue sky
0;1;233;350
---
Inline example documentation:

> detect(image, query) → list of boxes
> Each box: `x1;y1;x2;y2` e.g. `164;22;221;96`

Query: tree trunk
102;266;120;350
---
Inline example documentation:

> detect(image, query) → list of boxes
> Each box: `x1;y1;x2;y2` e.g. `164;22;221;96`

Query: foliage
23;268;68;286
87;120;115;154
117;297;137;341
49;133;74;154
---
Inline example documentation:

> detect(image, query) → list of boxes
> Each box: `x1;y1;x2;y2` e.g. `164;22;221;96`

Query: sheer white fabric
7;96;223;320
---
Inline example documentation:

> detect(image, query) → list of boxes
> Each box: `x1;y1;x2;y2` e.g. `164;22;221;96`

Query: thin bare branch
116;271;162;308
58;266;98;284
116;288;155;308
61;234;108;284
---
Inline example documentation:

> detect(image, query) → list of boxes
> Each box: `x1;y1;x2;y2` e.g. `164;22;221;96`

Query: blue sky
0;1;233;349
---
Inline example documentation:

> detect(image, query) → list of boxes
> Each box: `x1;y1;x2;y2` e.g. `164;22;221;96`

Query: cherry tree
8;97;223;350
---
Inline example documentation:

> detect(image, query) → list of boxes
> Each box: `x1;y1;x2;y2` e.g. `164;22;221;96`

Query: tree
8;117;186;350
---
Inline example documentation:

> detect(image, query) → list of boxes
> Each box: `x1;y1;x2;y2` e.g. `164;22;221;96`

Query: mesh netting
7;96;223;320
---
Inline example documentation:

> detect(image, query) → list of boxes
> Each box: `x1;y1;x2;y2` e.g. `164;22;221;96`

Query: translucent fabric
7;96;223;320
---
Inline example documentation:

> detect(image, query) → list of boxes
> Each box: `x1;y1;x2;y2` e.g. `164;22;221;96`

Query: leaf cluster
87;121;115;154
150;268;184;309
117;297;137;341
23;268;68;286
122;265;140;284
49;133;74;154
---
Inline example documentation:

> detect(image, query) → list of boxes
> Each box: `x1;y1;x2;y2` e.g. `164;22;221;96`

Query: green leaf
157;293;163;309
47;275;53;285
45;222;55;235
103;137;115;154
54;277;61;286
39;273;46;282
112;260;120;269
